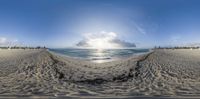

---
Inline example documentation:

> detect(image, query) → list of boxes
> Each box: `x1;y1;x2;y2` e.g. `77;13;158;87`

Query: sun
87;38;112;49
86;32;121;49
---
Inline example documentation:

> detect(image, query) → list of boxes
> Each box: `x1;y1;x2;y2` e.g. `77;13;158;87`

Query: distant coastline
0;46;47;50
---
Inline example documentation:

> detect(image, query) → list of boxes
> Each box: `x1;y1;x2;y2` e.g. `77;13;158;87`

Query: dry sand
0;49;200;98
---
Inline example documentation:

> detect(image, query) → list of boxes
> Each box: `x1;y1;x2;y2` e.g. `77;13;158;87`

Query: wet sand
0;49;200;98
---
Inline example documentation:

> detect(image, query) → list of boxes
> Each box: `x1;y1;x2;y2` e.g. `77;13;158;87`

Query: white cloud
134;24;146;35
0;37;8;45
0;37;19;46
76;31;136;49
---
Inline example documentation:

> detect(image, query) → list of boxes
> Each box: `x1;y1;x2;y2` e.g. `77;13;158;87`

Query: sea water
49;48;149;63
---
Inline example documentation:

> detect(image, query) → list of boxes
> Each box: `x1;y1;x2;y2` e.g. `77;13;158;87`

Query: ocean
49;48;150;63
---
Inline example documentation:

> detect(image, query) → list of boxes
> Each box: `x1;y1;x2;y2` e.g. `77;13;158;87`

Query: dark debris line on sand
135;52;154;77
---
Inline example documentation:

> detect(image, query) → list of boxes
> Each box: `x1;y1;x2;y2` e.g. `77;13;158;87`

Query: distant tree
36;46;41;49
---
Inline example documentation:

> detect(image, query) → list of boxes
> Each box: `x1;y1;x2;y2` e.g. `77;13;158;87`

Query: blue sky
0;0;200;48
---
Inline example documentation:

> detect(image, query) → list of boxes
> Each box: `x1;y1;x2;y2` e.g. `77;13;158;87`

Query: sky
0;0;200;48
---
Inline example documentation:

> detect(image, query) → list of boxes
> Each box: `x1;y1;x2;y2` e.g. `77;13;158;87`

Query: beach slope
0;49;200;98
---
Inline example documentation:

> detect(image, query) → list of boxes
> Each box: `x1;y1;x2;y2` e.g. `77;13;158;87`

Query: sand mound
0;49;200;98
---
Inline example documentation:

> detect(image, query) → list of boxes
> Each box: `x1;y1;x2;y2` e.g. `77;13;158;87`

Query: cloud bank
76;31;136;49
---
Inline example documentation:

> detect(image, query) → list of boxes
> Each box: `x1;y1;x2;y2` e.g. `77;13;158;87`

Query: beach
0;49;200;98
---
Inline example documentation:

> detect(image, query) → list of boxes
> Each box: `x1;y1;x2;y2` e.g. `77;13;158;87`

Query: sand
0;49;200;98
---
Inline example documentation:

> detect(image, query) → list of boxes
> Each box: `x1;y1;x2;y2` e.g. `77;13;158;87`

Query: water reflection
90;49;111;63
